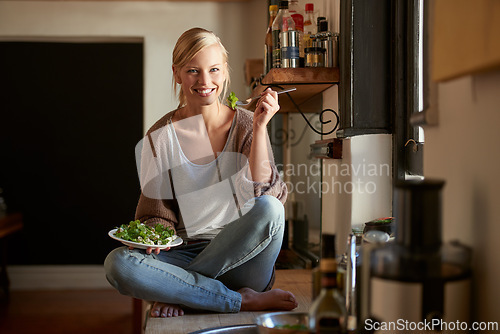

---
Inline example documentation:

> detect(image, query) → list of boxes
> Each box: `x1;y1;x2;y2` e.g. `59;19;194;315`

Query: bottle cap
318;20;328;32
270;5;278;12
279;0;289;9
305;3;314;12
321;234;336;259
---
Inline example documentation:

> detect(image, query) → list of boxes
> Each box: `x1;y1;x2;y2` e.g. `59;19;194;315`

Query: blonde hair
172;27;230;108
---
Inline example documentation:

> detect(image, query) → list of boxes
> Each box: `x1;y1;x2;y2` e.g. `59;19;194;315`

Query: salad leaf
227;91;239;110
114;220;175;246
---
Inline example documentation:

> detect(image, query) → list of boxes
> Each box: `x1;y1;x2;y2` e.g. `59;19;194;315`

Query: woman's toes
150;302;184;318
150;302;161;317
160;305;170;317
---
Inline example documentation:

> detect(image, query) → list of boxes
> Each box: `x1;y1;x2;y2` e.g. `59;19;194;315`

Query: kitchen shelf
250;67;340;113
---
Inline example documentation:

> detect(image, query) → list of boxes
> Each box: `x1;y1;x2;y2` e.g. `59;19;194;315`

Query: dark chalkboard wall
0;41;143;264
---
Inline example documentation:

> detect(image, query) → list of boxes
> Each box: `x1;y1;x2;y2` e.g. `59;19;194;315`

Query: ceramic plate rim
108;228;183;249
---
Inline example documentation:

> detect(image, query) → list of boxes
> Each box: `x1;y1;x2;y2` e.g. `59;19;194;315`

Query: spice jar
305;47;325;67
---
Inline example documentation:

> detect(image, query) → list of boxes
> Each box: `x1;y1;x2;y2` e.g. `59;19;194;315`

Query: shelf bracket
263;84;340;136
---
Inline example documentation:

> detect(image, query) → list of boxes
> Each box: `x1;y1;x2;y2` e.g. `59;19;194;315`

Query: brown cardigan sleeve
134;111;179;233
235;108;288;205
135;195;179;233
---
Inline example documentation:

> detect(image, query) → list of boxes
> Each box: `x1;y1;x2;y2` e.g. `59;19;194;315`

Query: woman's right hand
253;88;280;130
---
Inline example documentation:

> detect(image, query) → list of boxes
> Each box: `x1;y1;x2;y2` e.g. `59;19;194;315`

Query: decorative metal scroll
264;84;340;136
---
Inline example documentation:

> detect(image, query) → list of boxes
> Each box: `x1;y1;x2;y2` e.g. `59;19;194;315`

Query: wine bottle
309;234;347;334
312;234;336;299
264;4;278;75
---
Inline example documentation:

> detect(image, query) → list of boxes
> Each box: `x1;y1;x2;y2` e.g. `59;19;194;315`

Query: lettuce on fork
227;91;239;110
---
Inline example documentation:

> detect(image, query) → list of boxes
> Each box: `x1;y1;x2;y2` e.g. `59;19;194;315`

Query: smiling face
173;44;227;109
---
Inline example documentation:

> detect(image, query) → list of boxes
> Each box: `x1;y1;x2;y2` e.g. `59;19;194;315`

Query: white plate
108;228;183;249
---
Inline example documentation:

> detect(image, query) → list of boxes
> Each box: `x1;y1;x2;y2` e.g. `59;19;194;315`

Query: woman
104;27;296;318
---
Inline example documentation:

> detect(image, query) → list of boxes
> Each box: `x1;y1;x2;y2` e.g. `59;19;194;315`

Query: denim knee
104;247;131;291
251;195;285;234
255;195;285;220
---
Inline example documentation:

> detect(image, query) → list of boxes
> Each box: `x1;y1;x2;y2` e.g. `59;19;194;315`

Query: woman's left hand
253;88;280;130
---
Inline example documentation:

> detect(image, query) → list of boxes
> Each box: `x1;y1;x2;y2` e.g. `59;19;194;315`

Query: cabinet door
338;0;392;138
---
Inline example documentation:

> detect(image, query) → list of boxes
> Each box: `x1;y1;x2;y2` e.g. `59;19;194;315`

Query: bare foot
238;287;298;312
150;301;185;318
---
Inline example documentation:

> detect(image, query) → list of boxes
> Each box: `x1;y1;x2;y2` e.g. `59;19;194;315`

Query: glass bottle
264;4;278;75
288;0;304;66
368;180;472;331
272;0;295;68
303;3;316;49
309;234;347;334
312;234;336;299
309;259;347;334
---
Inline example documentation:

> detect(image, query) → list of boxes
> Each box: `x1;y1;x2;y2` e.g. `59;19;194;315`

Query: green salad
114;220;175;246
227;91;239;110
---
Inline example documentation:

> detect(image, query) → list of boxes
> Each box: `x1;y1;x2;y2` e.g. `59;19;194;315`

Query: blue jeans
104;195;285;313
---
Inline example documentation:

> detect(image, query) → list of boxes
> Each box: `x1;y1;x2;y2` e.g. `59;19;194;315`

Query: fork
235;87;297;106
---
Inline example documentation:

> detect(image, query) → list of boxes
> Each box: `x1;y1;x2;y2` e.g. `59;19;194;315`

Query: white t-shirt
139;110;256;240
